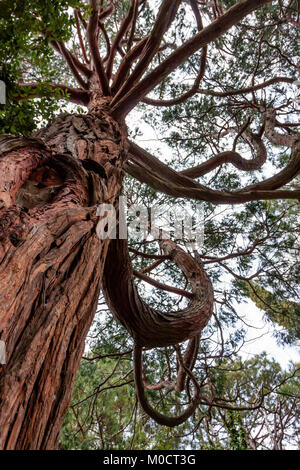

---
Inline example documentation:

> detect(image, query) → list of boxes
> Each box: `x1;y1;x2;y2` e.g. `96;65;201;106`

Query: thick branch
56;41;92;78
265;108;296;148
111;36;148;94
126;141;300;204
103;236;214;348
50;40;89;88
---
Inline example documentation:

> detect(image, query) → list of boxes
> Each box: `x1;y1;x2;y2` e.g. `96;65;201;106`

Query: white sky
127;112;300;370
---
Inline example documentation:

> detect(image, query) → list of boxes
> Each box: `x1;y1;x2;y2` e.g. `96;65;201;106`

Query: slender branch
142;0;208;107
87;0;110;95
76;9;87;29
194;77;295;98
111;36;148;93
49;40;88;88
74;9;90;64
202;235;269;264
134;344;201;427
133;269;194;299
129;247;169;260
176;335;200;393
106;0;137;81
82;349;133;361
141;258;166;274
99;21;111;62
127;0;139;52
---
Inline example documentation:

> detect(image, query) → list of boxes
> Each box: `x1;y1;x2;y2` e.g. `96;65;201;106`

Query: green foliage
238;280;300;344
225;411;249;450
61;344;300;450
0;0;88;134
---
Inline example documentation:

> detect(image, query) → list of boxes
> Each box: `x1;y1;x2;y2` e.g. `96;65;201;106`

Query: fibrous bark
102;232;214;426
0;107;127;449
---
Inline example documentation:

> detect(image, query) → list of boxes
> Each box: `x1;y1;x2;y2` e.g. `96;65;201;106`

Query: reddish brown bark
102;234;214;426
0;108;127;449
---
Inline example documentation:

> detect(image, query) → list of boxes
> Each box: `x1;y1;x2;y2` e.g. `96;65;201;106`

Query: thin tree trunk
0;106;127;449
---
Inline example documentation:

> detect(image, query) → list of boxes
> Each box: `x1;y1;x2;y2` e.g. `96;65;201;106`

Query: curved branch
265;108;296;148
239;137;300;192
134;343;201;427
193;77;295;98
103;236;214;348
125;140;300;204
142;366;175;391
180;131;266;178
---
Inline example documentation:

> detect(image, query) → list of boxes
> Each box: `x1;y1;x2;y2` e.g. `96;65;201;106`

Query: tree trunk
0;106;127;449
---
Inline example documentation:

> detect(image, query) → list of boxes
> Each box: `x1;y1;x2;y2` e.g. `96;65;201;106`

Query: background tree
60;326;300;450
0;0;299;449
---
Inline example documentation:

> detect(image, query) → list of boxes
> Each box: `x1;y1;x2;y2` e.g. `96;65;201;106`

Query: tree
61;347;300;450
0;0;299;449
